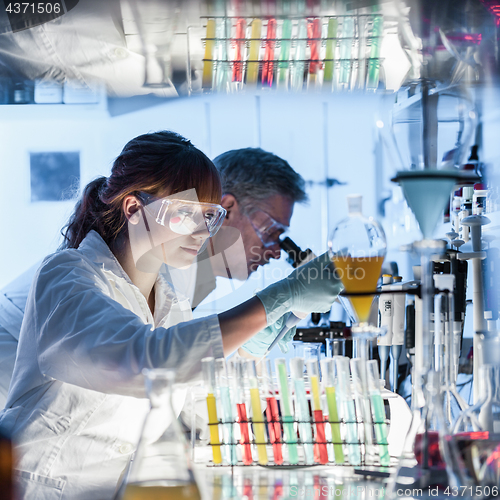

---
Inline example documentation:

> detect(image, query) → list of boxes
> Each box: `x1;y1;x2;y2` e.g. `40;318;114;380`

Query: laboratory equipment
322;17;337;87
246;19;262;84
246;360;268;465
307;18;321;88
261;360;283;465
232;359;253;465
291;19;307;91
350;358;375;465
366;14;383;90
232;19;246;85
320;358;345;464
334;356;361;466
339;15;354;88
391;276;406;393
277;19;292;88
377;275;393;381
328;194;387;344
275;358;299;464
262;19;276;87
202;19;216;89
290;357;314;464
366;360;391;467
388;370;471;498
306;359;328;464
121;369;201;500
202;357;223;464
215;358;237;465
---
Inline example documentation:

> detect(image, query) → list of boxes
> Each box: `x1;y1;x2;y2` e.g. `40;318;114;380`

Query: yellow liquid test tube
248;360;268;465
202;19;216;90
323;17;338;84
246;19;262;85
202;357;222;464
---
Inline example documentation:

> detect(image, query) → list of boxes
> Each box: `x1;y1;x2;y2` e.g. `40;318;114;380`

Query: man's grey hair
213;148;308;212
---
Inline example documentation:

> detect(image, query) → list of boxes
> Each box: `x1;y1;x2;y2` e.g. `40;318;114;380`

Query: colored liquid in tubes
237;403;253;465
276;358;299;464
202;19;216;89
263;359;283;464
307;359;329;464
233;19;247;83
323;18;338;85
232;359;253;465
247;360;268;465
202;357;222;464
262;19;277;87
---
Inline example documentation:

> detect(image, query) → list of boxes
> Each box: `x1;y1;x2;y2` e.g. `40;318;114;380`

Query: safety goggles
246;209;288;247
136;192;227;238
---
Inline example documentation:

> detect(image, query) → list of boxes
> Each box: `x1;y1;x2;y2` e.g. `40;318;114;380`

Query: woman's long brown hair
60;130;221;249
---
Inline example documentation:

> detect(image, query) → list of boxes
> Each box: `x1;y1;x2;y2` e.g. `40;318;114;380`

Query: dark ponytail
60;130;221;250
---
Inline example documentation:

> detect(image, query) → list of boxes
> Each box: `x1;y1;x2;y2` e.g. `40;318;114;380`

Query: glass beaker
326;337;346;358
303;342;322;364
328;194;386;337
120;369;201;500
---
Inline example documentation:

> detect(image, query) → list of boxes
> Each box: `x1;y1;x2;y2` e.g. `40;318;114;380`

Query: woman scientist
0;131;341;500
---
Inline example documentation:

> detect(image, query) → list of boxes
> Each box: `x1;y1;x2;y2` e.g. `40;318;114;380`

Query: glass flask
328;194;386;336
387;370;472;499
120;369;201;500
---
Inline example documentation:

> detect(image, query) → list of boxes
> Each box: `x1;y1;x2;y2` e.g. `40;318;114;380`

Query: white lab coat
0;230;224;500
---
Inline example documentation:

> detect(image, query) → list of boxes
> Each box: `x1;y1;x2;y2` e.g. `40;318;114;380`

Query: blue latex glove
255;252;343;325
240;314;297;357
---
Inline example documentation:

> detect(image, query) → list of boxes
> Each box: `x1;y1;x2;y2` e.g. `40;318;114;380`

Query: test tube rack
188;13;389;93
192;383;397;469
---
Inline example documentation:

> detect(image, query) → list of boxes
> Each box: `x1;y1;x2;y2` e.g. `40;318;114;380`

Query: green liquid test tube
278;19;292;86
321;359;345;464
275;358;299;464
339;16;354;86
367;14;383;90
367;360;390;466
323;18;338;84
334;356;361;465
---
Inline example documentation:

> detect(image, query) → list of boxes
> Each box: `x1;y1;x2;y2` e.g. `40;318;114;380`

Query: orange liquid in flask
331;255;384;323
123;483;202;500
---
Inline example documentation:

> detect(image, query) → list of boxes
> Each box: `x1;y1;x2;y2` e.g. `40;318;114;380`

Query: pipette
390;276;405;393
290;358;314;464
258;310;307;362
306;359;328;464
320;359;345;464
377;275;393;381
262;360;283;464
334;356;361;465
215;358;237;464
366;360;390;466
247;360;268;465
231;359;253;464
275;358;299;464
202;357;222;464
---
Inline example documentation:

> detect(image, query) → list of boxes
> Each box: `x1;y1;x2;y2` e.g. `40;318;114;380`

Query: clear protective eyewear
136;192;227;238
246;209;288;248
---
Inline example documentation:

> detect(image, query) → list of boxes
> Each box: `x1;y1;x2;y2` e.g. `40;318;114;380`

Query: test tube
306;359;329;464
262;360;283;464
323;17;338;86
334;356;361;465
350;358;375;465
339;16;354;88
215;358;237;464
366;14;383;90
290;358;314;464
320;358;345;464
307;18;321;88
202;357;222;464
366;360;390;466
215;18;231;92
202;19;216;90
232;18;247;84
377;275;393;381
291;19;307;91
275;358;299;464
232;359;253;464
262;19;277;87
277;19;292;87
247;360;268;465
246;19;262;84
